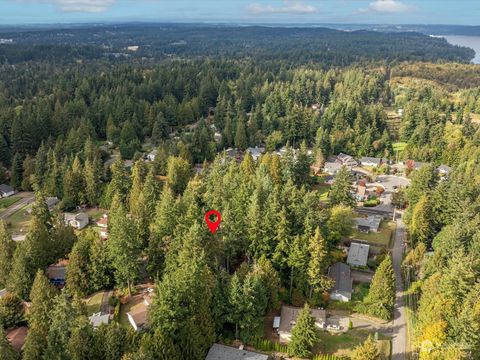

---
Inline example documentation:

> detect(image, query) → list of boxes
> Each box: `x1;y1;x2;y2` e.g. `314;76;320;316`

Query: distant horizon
1;1;479;26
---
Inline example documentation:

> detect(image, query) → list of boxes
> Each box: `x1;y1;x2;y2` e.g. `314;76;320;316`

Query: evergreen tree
66;233;92;298
166;156;191;194
351;335;381;360
329;166;355;207
307;227;332;297
287;303;319;358
8;242;33;300
360;256;396;320
0;221;15;287
137;329;180;360
84;157;102;206
10;152;23;190
234;118;248;151
105;158;131;206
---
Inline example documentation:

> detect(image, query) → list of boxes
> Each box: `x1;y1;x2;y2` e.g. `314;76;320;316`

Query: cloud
248;0;317;15
18;0;117;13
361;0;411;14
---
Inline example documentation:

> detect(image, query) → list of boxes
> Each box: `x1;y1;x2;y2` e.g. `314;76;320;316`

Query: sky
1;0;479;25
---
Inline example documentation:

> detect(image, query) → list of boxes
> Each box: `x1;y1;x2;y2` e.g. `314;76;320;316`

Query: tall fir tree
287;303;319;358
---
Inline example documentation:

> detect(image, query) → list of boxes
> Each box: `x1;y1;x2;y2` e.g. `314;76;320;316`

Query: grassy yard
392;142;407;153
350;220;396;247
6;205;31;234
0;196;21;210
315;329;391;359
318;186;330;202
327;282;370;311
118;296;144;328
85;292;104;316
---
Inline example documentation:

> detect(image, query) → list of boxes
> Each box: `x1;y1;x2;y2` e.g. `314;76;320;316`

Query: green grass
327;283;370;311
85;292;104;316
0;196;21;210
350;220;396;247
315;329;391;359
118;296;145;328
318;186;330;202
6;205;31;234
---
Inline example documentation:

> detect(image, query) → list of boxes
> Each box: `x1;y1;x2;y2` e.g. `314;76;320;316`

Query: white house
146;149;157;162
64;213;89;230
0;184;14;198
359;156;383;168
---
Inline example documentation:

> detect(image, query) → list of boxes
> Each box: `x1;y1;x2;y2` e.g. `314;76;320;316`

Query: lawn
315;329;391;359
85;292;104;316
350;220;396;247
0;196;21;210
118;296;144;328
6;205;31;235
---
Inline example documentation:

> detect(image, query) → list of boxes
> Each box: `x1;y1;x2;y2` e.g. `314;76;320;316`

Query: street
391;218;407;360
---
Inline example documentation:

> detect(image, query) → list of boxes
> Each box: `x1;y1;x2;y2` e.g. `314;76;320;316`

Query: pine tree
288;303;319;358
67;317;98;360
8;242;33;300
409;195;433;246
362;256;396;320
307;227;333;297
84;157;102;206
129;160;147;216
138;329;180;360
351;335;381;360
234;117;248;151
166;156;191;194
66;233;92;298
108;195;139;296
10;152;23;190
0;221;15;287
105;157;131;206
89;235;114;291
329;166;355;207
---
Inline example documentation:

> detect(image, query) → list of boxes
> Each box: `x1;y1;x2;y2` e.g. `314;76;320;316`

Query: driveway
0;192;35;220
391;219;407;360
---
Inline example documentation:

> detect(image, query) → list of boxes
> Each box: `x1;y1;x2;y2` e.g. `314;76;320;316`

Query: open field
6;205;31;235
350;220;396;247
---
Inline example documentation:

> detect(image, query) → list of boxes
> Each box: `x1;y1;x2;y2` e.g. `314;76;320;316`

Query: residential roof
278;305;326;334
347;243;370;267
359;156;382;166
355;215;382;232
0;288;7;298
246;146;265;159
127;305;148;329
205;344;270;360
6;326;28;352
45;197;59;209
46;260;69;281
324;162;342;173
328;262;353;296
437;164;452;173
89;313;110;328
65;212;89;223
0;184;14;194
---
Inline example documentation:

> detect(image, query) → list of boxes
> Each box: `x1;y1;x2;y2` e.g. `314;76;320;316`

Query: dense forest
0;24;479;360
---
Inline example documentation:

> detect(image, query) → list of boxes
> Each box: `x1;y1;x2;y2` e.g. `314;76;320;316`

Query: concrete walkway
391;218;407;360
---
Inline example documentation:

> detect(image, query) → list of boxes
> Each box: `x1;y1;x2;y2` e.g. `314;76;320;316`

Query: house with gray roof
0;184;14;198
246;146;265;161
347;243;370;267
328;263;353;302
278;305;326;343
206;343;270;360
355;215;382;233
323;162;343;175
359;156;383;168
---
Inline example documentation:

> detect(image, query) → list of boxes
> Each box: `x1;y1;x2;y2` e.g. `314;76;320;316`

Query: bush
348;319;353;330
313;354;343;360
252;338;288;354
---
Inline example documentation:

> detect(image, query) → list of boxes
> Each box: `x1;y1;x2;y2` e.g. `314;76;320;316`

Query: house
64;213;89;230
246;146;265;161
146;149;157;162
46;197;60;211
356;184;368;201
127;304;148;331
437;164;452;177
311;103;321;111
214;132;222;143
127;45;139;51
96;214;108;239
323;162;343;175
0;184;14;198
278;305;326;343
355;215;382;233
206;343;270;360
347;243;370;267
89;312;110;328
46;259;68;287
328;263;353;302
6;327;28;352
336;153;358;168
359;156;383;168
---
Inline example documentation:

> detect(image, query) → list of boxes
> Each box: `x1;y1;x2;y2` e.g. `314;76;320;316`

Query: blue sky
1;0;479;25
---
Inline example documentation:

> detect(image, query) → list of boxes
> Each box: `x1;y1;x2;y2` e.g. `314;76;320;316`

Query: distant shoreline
440;34;480;64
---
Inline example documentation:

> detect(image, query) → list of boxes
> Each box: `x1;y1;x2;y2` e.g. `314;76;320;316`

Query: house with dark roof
355;215;382;233
278;305;327;343
347;243;370;267
0;184;14;198
328;263;353;302
206;343;270;360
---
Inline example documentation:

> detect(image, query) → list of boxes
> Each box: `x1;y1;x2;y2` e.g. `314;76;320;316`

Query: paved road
0;193;35;220
391;219;407;360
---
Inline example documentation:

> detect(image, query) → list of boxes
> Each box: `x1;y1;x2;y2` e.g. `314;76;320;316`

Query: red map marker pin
205;210;221;234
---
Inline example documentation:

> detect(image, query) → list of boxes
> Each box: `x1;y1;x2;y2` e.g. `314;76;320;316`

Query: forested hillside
0;24;479;360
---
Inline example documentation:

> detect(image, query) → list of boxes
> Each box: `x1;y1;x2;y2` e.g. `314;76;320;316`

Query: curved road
391;218;407;360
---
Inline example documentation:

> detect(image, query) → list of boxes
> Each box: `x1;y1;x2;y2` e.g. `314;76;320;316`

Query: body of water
442;35;480;64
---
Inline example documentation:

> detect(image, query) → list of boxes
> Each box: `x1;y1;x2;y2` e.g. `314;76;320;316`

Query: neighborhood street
391;218;407;360
0;192;35;220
